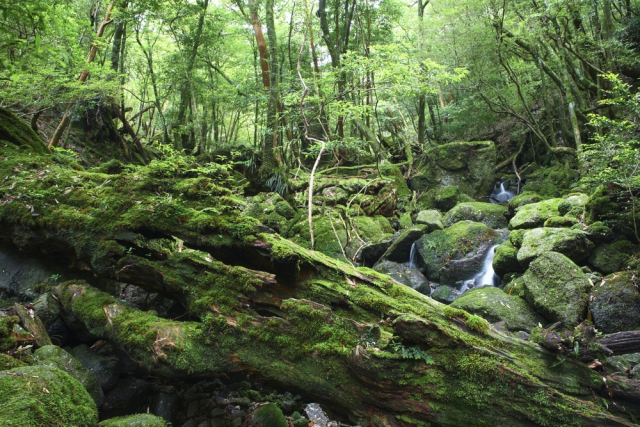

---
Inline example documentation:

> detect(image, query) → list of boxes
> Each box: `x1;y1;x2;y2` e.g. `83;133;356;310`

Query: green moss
248;402;288;427
0;353;28;371
0;316;19;352
98;414;168;426
0;365;98;426
33;345;103;406
442;306;490;334
444;202;508;228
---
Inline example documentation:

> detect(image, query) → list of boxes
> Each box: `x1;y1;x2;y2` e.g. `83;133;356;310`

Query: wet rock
543;216;578;228
372;260;428;290
517;228;594;267
0;365;98;426
558;193;589;217
508;198;563;230
415;210;444;231
451;287;543;332
589;271;640;334
34;345;104;406
492;240;523;277
377;225;427;263
101;377;150;418
431;285;457;304
416;186;465;212
71;344;121;393
415;221;498;286
247;403;287;427
358;235;393;266
151;392;179;423
588;240;635;275
409;141;496;198
444;202;508;229
523;252;589;327
507;192;542;216
99;414;168;426
305;403;331;427
0;243;60;300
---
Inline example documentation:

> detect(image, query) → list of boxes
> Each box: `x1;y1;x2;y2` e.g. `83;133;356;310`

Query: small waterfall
459;244;500;292
408;242;418;268
490;181;516;203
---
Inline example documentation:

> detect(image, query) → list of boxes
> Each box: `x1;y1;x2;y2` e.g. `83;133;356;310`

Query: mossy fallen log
0;119;636;425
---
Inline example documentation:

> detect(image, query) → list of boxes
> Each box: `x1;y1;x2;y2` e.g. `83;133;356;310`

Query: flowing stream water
490;182;515;203
459;244;501;293
409;242;418;268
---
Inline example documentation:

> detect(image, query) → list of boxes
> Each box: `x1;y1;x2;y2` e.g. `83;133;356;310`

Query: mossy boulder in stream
451;287;543;332
508;198;563;230
492;240;523;276
415;221;498;286
409;141;496;198
34;345;104;406
589;271;640;334
443;202;508;229
523;252;589;327
377;224;427;263
517;228;594;267
0;365;98;426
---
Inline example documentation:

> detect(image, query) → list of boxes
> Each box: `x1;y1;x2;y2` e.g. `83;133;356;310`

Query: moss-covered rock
415;221;498;286
507;192;542;216
589;271;640;334
372;260;428;290
416;186;463;212
573;221;614;244
523;252;589;327
33;345;104;406
274;200;296;219
519;164;580;197
248;402;288;427
588;240;635;275
431;285;456;303
377;225;427;263
0;365;98;426
98;414;168;427
508;229;526;248
558;193;589;217
451;287;543;332
0;353;28;371
543;216;578;228
409;141;496;198
517;228;594;267
508;198;563;230
503;276;526;298
492;240;523;276
415;209;444;231
444;202;508;229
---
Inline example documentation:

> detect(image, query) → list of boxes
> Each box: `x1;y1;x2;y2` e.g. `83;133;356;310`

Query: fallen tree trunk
0;117;636;426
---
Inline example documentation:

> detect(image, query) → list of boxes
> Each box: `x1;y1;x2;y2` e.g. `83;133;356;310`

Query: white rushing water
459;244;500;293
408;242;418;268
490;182;516;203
